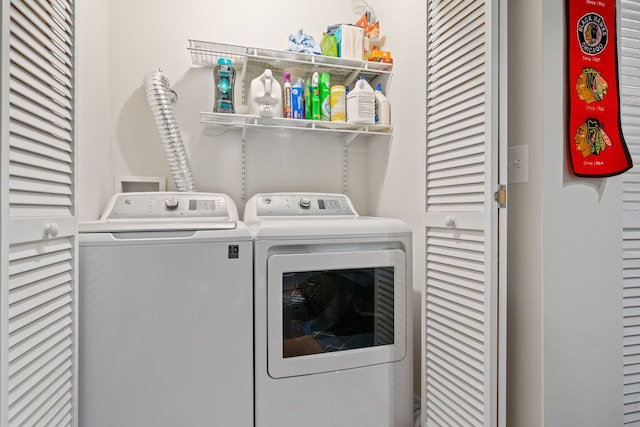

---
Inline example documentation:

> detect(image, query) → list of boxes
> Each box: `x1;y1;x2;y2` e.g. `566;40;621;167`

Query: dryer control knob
299;198;311;209
165;198;179;210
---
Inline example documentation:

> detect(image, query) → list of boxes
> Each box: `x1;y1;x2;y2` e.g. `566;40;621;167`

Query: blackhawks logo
577;12;608;56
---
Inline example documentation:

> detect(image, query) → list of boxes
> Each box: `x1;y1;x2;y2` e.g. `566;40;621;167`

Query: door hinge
494;185;506;208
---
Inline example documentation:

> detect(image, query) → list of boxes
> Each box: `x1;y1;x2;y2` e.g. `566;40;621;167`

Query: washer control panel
254;193;357;217
103;192;231;219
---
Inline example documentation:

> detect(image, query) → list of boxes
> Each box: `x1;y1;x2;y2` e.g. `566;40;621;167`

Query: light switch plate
508;145;529;184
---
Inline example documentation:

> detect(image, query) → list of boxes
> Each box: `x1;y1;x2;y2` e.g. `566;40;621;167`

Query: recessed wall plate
114;176;166;193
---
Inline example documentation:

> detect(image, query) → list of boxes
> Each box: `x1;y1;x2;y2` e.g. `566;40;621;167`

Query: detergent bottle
249;69;283;117
346;76;374;125
213;58;235;113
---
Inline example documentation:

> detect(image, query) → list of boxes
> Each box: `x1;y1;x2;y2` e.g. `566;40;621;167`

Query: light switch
508;145;529;184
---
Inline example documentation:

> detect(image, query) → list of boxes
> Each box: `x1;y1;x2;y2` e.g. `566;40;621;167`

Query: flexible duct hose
143;69;197;192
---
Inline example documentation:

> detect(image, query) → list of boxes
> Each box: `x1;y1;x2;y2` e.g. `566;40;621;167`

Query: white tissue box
335;25;363;60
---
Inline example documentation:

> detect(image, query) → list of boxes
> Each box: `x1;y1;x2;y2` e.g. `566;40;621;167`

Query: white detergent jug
249;69;283;117
346;76;374;125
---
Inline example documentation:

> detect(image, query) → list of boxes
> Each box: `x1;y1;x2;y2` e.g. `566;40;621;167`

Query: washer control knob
165;198;179;210
299;198;312;209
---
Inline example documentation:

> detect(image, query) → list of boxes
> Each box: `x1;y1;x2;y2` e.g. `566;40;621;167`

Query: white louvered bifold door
422;0;507;425
621;0;640;425
1;1;77;426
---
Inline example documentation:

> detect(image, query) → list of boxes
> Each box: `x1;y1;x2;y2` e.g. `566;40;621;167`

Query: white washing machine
244;192;413;427
79;192;253;427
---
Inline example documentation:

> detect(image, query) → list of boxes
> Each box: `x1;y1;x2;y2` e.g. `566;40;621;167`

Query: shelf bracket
342;142;349;195
239;59;249;106
344;133;359;148
345;69;362;89
341;134;359;194
241;127;247;200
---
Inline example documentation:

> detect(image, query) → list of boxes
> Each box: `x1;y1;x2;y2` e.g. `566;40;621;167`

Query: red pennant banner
567;0;632;177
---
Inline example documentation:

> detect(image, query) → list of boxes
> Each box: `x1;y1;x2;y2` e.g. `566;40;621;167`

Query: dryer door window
281;267;394;358
267;249;407;378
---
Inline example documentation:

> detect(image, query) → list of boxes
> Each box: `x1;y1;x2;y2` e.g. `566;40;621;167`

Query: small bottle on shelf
283;72;292;119
374;84;390;125
212;58;235;113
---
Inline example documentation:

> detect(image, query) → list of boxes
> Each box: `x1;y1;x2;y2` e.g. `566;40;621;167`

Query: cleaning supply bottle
291;78;304;119
213;58;235;113
249;69;283;118
304;77;311;119
311;72;320;120
344;85;349;121
283;72;292;118
374;84;390;125
330;85;346;122
319;73;331;121
346;76;374;125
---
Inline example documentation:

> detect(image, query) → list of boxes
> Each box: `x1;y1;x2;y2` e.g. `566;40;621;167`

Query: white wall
540;0;623;420
506;0;544;423
76;2;111;220
77;0;426;395
507;0;623;425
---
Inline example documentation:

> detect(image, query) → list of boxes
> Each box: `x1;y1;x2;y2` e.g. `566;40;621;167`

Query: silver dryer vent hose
143;69;197;192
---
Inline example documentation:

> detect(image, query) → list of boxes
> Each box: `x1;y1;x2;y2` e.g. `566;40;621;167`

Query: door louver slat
9;312;72;373
10;78;72;119
10;176;72;196
10;107;72;142
10;118;73;152
10;48;72;97
10;148;72;176
622;1;640;423
11;163;73;185
9;23;71;89
10;62;72;110
11;2;71;66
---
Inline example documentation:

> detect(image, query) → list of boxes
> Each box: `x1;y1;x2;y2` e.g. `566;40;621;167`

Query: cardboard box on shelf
334;25;363;60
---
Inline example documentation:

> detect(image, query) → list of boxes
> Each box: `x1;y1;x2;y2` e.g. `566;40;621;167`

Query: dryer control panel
102;192;233;219
251;193;357;217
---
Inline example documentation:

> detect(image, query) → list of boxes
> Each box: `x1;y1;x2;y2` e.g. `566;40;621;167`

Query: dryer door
267;249;407;378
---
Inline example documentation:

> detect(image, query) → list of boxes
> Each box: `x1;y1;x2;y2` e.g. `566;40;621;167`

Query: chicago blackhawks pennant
567;0;632;177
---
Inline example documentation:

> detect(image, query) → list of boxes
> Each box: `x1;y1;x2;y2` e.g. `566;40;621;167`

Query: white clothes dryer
79;192;253;427
244;192;413;427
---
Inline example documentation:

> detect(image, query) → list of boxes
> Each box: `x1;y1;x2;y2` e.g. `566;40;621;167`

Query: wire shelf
200;112;392;136
188;39;393;87
188;40;394;199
